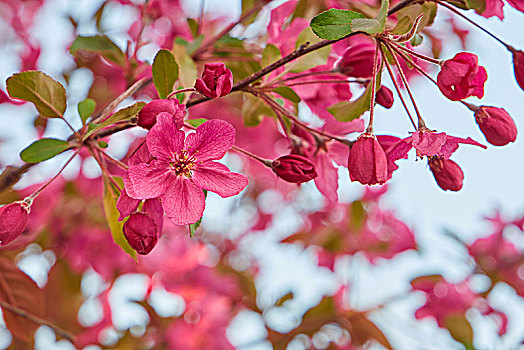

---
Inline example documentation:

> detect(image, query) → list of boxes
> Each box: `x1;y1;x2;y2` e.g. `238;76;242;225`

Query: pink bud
348;133;388;185
337;37;380;78
376;86;394;109
194;62;233;98
272;154;317;183
0;202;29;246
474;106;517;146
437;52;487;101
512;49;524;91
123;212;158;255
137;99;185;130
428;157;464;191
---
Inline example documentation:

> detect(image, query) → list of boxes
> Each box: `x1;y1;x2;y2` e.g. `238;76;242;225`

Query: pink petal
328;141;349;167
127;160;172;199
185;119;235;162
440;136;486;158
161;177;206;225
472;66;488;98
192;161;248;198
116;190;140;220
146;113;185;160
412;131;447;157
128;142;151;166
313;152;339;202
143;199;164;234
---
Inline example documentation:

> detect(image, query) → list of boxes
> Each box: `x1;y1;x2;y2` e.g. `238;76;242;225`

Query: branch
0;300;77;345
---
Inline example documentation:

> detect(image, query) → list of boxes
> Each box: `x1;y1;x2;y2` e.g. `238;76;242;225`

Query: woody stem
167;87;196;99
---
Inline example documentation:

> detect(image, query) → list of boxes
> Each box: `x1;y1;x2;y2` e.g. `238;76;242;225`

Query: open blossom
386;129;486;174
428;157;464;192
437;52;487;101
272;154;317;183
0;202;30;246
474;106;517;146
348;133;388;185
137;99;185;130
124;114;248;225
194;63;233;98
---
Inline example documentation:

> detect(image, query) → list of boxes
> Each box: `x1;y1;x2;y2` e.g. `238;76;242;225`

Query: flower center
170;150;196;178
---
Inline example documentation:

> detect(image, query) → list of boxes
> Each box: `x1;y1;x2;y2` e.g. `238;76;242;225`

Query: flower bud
348;133;388;185
123;212;158;255
428;157;464;191
194;62;233;98
376;86;394;109
137;99;185;130
512;49;524;92
0;202;29;246
474;106;517;146
272;154;317;183
437;52;487;101
337;37;380;78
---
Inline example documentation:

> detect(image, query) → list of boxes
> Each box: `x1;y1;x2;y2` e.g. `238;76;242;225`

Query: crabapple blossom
194;62;233;98
437;52;487;101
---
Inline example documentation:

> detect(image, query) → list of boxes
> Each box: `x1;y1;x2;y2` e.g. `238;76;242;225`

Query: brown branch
0;300;77;345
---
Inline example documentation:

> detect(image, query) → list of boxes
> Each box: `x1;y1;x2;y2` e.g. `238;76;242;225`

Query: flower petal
185;119;235;162
412;131;447;157
161;177;206;225
313;152;339;202
439;136;486;158
126;160;172;199
192;161;248;197
146;113;185;160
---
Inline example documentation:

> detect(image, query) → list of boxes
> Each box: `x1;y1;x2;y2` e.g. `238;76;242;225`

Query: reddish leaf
0;256;44;342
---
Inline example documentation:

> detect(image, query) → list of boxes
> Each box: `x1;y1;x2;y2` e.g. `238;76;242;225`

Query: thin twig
0;300;77;345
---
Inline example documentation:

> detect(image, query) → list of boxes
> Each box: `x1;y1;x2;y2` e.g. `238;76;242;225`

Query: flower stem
388;41;443;66
380;44;418;130
24;151;78;205
381;40;427;129
167;87;196;99
366;41;381;134
435;0;514;51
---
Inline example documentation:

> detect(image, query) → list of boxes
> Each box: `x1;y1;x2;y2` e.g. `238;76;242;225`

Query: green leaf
186;118;208;128
187;18;199;38
310;9;366;40
328;75;381;122
465;0;486;13
445;314;474;349
410;33;424;46
6;71;67;118
78;98;96;124
389;16;412;35
271;87;301;103
261;44;281;68
70;35;126;67
351;18;382;34
396;2;437;32
173;43;197;88
152;49;179;99
103;176;136;258
83;101;145;140
241;93;275;126
376;0;390;31
20;138;70;163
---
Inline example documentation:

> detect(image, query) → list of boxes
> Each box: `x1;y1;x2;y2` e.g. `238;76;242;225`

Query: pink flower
437;52;487;101
428;157;464;192
348;133;388;185
271;154;317;183
387;129;486;170
474;106;517;146
124;114;248;225
511;49;524;92
137;99;185;130
194;63;233;98
0;202;30;246
123;212;159;255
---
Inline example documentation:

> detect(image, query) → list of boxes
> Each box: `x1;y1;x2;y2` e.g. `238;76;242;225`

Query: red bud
428;158;464;191
512;49;524;92
123;212;158;255
272;154;317;184
376;86;394;109
137;99;185;130
194;62;233;98
348;133;387;185
474;106;517;146
0;202;29;246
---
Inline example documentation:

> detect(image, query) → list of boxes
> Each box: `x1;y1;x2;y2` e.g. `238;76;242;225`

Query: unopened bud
272;154;317;183
348;133;388;185
0;202;30;246
474;106;517;146
512;49;524;91
123;212;158;255
428;157;464;192
194;62;233;98
376;86;394;109
137;99;185;130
